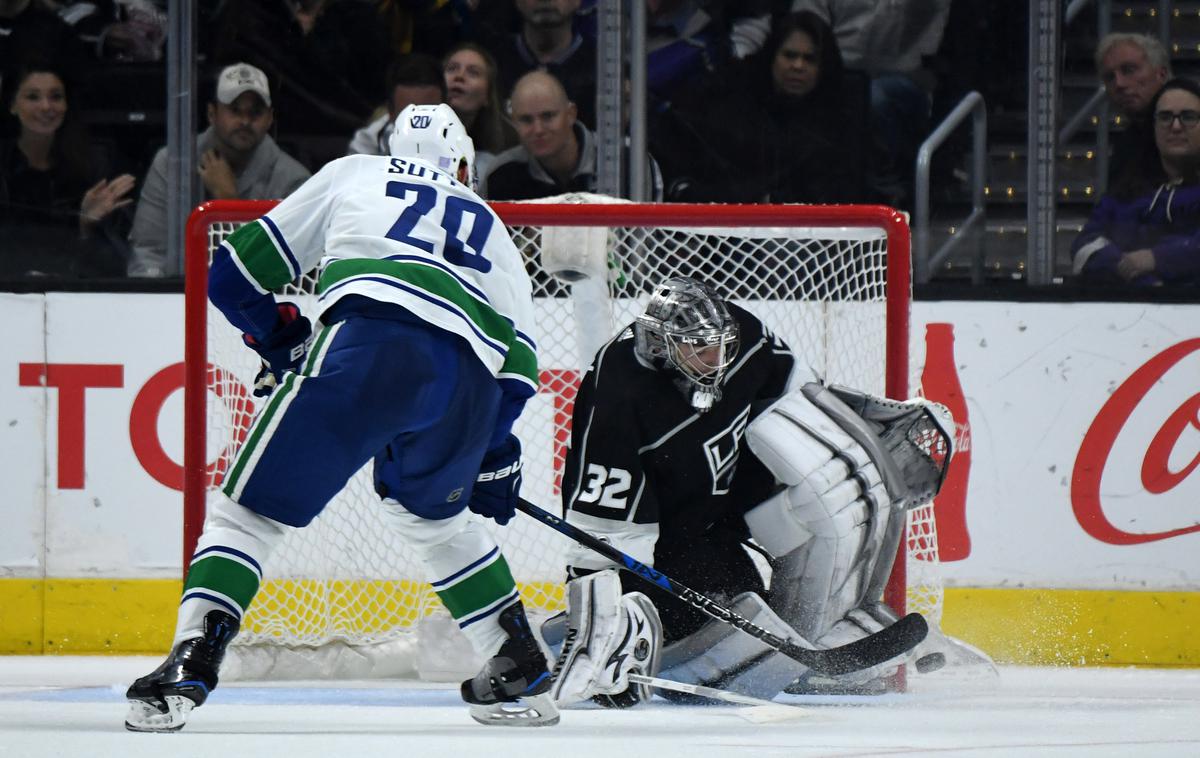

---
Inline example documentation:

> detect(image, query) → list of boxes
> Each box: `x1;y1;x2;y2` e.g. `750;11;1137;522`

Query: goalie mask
389;103;477;189
634;277;740;412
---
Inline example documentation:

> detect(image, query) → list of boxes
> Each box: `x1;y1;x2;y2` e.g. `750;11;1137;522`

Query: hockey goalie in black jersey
547;276;987;709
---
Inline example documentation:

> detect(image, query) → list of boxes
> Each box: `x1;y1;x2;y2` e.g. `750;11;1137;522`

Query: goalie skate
461;602;560;727
125;610;239;732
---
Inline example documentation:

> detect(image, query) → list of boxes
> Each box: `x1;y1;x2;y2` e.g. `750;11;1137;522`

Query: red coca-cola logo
1072;338;1200;544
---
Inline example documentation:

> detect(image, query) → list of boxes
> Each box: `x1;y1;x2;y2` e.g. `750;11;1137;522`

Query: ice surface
1;656;1198;757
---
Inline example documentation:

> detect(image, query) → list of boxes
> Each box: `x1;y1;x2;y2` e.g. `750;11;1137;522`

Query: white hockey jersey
218;154;538;394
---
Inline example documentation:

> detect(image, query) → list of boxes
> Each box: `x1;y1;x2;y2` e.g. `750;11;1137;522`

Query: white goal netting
185;194;939;679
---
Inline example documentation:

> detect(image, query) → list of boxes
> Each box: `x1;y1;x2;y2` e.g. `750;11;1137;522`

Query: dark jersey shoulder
563;303;796;533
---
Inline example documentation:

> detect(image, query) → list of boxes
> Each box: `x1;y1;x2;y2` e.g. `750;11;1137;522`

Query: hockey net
183;194;938;680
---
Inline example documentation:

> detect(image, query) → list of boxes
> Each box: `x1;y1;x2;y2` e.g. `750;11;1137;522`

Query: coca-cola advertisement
913;303;1200;588
920;322;972;562
1072;337;1200;545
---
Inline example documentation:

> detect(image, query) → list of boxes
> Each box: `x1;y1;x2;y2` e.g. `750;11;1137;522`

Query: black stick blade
795;613;929;676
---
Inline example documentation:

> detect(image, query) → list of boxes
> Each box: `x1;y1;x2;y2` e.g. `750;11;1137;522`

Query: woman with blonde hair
443;42;517;180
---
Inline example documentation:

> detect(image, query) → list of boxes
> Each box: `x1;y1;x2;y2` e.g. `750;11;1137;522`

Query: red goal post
183;197;929;677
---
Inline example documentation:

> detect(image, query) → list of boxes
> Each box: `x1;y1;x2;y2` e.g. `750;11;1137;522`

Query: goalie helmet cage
183;196;939;679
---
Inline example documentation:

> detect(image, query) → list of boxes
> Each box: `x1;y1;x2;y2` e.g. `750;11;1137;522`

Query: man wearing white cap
127;63;311;277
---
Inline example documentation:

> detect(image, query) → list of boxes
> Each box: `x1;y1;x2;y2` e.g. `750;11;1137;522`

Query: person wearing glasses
1072;78;1200;287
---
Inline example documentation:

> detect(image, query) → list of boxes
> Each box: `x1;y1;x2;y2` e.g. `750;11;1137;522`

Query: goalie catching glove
242;302;314;398
549;570;664;708
821;384;955;508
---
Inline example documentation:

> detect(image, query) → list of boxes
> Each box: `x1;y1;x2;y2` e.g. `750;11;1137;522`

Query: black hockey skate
125;610;239;732
461;602;560;727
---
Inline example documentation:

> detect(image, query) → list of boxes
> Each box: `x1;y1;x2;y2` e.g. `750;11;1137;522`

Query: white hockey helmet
388;103;477;188
634;276;740;411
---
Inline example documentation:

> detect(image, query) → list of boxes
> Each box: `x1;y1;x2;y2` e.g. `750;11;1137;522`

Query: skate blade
469;692;560;727
125;695;194;732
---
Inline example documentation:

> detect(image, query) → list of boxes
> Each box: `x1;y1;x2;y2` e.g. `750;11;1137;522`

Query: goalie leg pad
658;592;813;702
744;385;905;643
749;382;954;513
550;570;663;708
745;388;877;489
744;475;892;642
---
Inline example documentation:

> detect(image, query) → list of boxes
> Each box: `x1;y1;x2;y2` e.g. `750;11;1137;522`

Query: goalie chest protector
563;304;797;549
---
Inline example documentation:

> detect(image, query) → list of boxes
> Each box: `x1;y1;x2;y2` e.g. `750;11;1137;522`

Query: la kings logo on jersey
703;407;750;495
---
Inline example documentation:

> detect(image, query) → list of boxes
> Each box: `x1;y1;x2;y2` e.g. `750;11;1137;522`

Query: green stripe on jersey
184;554;261;613
223;220;294;291
318;258;538;386
501;341;537;388
435;553;518;620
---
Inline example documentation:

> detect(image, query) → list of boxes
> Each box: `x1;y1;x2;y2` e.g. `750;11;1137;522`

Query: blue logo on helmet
411;115;432;128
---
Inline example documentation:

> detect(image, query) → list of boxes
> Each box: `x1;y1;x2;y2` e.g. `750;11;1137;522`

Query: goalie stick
628;673;802;710
516;497;928;676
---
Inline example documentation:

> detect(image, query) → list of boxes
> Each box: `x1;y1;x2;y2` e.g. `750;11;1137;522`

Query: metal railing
1060;0;1112;197
913;91;988;284
1060;0;1172;199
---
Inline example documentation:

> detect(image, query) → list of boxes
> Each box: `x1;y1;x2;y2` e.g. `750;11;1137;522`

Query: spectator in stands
482;70;661;201
1072;78;1200;287
347;54;445;156
374;0;482;58
644;0;743;111
443;42;518;180
0;1;95;82
790;0;951;206
0;63;134;279
127;63;310;277
577;0;771;70
1096;33;1171;188
487;0;598;128
652;11;866;204
57;0;167;62
209;0;392;148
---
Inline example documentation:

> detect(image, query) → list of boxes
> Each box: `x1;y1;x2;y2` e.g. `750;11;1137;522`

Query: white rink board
1;293;1198;590
909;302;1200;590
0;294;47;575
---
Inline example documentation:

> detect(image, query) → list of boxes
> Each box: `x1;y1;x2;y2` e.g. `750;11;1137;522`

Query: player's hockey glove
470;434;522;526
242;302;313;398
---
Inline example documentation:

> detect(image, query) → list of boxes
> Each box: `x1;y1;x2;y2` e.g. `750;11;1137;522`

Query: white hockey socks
380;499;518;657
175;494;288;645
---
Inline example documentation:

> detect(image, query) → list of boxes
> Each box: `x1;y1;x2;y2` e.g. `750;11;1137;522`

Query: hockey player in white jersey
125;104;557;731
547;277;968;709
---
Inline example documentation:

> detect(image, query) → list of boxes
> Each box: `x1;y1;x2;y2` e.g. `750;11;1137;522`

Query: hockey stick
515;497;928;676
628;673;799;710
